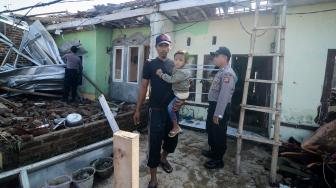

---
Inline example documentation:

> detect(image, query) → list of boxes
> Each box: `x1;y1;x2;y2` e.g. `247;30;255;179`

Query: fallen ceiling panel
20;20;64;66
0;65;65;94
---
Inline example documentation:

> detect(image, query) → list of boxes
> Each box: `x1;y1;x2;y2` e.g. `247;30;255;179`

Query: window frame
126;45;142;84
112;46;125;82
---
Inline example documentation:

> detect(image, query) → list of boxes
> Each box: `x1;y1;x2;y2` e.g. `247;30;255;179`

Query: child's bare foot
168;126;182;137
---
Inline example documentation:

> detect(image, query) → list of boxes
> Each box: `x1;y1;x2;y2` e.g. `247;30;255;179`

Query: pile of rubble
0;96;135;144
278;120;336;187
0;17;67;97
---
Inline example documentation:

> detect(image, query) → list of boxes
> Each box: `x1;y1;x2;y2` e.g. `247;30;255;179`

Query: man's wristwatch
218;115;223;119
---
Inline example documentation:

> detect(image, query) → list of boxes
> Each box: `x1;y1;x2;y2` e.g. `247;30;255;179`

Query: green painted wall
111;26;150;41
55;26;150;98
174;21;210;36
55;29;97;95
95;27;113;96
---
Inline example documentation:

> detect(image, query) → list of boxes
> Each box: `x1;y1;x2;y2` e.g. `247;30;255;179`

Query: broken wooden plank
98;94;120;133
113;130;139;188
83;73;104;95
0;103;10;114
46;6;155;30
0;152;3;170
0;87;62;98
0;115;12;126
0;96;22;108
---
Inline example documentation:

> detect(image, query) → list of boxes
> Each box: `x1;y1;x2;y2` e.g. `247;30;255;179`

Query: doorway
230;55;273;136
318;49;336;124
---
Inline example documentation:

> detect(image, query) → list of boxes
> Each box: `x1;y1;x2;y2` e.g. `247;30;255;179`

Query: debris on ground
278;121;336;187
0;19;87;97
0;96;135;144
95;129;274;188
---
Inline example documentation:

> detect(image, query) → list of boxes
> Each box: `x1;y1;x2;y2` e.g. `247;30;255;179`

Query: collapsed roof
19;0;334;31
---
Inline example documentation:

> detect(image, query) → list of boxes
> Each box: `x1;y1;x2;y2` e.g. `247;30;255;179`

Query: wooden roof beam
46;6;156;30
177;10;190;22
46;0;245;30
195;7;208;19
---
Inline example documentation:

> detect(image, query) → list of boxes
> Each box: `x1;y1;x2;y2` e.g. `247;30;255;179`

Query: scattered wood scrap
0;87;62;98
278;121;336;187
0;96;22;108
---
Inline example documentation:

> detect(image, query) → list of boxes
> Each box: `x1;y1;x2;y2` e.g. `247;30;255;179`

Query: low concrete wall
0;107;147;171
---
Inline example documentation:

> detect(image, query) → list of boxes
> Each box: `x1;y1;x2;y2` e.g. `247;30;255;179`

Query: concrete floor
95;129;273;188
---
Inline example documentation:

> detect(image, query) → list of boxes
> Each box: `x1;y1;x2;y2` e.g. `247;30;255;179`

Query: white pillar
149;13;175;59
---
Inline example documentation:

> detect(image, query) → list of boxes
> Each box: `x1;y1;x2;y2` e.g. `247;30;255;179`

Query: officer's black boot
201;149;215;158
201;147;215;158
204;152;224;169
204;159;224;169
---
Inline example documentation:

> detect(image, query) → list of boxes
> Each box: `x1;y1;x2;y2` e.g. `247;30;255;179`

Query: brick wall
1;108;148;171
0;23;28;65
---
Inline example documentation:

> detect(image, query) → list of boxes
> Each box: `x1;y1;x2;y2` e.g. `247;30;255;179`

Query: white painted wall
149;13;175;59
282;3;336;126
172;14;276;103
170;2;336;141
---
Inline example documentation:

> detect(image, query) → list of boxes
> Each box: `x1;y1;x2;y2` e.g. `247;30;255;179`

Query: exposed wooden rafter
195;7;208;19
177;10;190;22
46;0;241;30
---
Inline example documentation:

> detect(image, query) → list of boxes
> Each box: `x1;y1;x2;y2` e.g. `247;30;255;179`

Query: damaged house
0;0;335;187
44;0;335;141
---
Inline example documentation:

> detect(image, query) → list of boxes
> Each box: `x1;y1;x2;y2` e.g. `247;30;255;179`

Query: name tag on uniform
223;76;230;83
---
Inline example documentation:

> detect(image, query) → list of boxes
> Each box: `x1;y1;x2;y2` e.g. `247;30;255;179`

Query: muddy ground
95;129;275;188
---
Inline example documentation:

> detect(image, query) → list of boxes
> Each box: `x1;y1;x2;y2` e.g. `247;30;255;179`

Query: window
113;47;124;82
127;46;140;83
143;45;150;62
187;55;197;102
202;55;217;103
187;37;191;46
212;36;217;45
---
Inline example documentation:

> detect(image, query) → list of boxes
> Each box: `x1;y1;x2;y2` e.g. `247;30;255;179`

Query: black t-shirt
142;57;175;108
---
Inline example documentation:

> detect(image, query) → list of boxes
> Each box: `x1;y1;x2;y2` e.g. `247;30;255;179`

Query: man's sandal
160;160;173;173
168;127;182;138
148;182;158;188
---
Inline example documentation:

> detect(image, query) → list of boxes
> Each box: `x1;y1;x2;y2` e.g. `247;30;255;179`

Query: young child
156;50;190;137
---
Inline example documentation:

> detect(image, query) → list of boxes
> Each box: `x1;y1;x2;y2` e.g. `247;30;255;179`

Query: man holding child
134;32;236;187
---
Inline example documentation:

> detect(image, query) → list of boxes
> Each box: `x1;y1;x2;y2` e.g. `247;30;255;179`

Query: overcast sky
0;0;131;15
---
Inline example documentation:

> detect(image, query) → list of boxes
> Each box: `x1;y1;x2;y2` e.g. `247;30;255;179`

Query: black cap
156;34;171;46
70;46;78;53
210;46;231;60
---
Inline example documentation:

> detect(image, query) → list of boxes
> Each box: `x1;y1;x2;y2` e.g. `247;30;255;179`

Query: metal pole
0;138;112;181
1;48;12;66
189;78;212;81
19;170;30;188
0;38;41;66
182;68;218;71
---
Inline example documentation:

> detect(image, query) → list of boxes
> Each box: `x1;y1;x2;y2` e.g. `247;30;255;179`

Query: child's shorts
175;92;189;100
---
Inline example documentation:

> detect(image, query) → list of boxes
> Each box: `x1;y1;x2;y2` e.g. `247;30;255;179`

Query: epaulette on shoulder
223;70;234;77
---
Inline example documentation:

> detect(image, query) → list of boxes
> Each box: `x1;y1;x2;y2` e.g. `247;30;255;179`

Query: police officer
62;46;82;103
202;47;237;169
